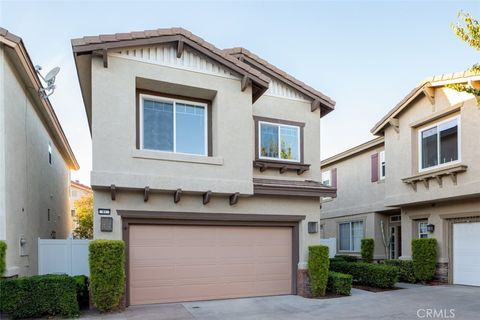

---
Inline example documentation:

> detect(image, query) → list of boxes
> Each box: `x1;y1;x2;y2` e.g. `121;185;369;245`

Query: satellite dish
45;67;60;83
35;65;60;99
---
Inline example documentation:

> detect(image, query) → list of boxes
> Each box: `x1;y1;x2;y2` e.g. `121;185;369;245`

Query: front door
389;225;401;259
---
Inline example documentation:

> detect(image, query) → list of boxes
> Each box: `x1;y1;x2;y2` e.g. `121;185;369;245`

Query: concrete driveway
82;284;480;320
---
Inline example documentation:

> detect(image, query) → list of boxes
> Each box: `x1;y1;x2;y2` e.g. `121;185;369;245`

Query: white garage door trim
453;222;480;286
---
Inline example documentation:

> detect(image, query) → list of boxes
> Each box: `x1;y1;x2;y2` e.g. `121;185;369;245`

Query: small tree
73;194;93;239
308;245;329;297
361;238;374;263
449;11;480;97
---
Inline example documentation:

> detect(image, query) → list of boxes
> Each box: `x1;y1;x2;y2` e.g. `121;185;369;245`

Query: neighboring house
321;137;400;260
0;28;79;276
70;180;92;230
322;71;480;285
72;28;336;305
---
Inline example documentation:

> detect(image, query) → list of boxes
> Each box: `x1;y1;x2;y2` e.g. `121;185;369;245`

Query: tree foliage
73;194;93;239
449;11;480;97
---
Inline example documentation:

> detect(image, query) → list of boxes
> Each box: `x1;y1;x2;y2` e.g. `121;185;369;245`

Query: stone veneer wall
296;269;311;298
435;262;449;283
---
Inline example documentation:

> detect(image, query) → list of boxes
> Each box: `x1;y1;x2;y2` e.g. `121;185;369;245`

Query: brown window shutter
371;153;379;182
331;168;337;188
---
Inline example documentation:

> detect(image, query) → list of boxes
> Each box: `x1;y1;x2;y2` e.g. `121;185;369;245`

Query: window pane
260;123;279;158
439;119;458;164
421;127;438;169
352;221;364;251
175;103;206;155
322;171;331;186
280;126;299;161
339;223;351;251
143;100;173;151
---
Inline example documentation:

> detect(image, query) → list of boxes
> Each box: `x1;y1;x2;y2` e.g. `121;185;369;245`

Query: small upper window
259;121;300;162
419;117;460;171
48;142;52;165
140;94;207;156
322;170;332;187
379;150;386;179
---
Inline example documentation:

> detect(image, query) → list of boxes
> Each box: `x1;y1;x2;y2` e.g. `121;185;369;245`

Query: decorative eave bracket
389;118;400;134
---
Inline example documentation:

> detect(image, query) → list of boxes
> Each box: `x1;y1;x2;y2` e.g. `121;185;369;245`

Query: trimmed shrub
73;275;89;308
327;272;352;296
0;274;79;319
0;240;6;276
412;238;437;281
334;255;359;263
308;245;330;297
89;240;125;312
361;238;374;263
330;260;399;288
384;259;416;283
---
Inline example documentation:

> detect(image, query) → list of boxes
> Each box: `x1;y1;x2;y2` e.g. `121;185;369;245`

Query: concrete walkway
82;284;480;320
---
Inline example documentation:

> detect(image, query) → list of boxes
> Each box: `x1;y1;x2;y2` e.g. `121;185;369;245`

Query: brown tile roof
371;70;480;135
253;178;336;197
71;27;270;86
0;27;79;170
224;47;336;111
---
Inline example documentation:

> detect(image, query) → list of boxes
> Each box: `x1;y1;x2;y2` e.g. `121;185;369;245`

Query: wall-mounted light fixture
427;224;435;233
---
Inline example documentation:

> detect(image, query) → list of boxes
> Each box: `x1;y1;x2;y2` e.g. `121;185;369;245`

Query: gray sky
1;0;478;185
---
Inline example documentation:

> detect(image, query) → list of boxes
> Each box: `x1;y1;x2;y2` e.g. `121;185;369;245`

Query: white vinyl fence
38;238;90;276
320;238;337;258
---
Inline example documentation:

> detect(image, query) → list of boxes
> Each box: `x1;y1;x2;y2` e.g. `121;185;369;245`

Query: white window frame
379;150;386;180
322;170;332;187
139;94;208;156
338;220;364;252
258;121;301;163
418;115;461;172
418;221;428;238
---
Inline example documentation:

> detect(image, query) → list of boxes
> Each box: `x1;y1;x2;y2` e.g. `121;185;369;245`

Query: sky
1;0;478;185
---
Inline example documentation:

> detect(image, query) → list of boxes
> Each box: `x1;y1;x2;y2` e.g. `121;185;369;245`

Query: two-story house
322;71;480;286
0;28;79;276
72;28;336;305
321;137;401;261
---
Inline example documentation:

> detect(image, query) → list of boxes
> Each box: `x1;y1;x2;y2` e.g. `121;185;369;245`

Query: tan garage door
129;225;292;305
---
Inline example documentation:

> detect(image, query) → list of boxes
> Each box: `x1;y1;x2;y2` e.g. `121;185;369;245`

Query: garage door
129;225;292;305
453;222;480;286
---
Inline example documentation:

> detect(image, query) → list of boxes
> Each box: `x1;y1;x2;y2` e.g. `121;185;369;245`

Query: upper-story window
379;150;386;179
259;121;300;162
322;170;332;186
419;116;460;171
140;94;207;156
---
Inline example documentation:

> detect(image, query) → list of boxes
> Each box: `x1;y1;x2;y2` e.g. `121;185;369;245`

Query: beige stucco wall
400;198;480;263
321;212;389;259
90;50;324;269
384;88;480;207
321;143;389;218
1;49;71;276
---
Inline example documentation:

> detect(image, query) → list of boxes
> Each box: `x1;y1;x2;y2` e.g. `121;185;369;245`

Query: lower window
339;221;364;252
418;221;428;238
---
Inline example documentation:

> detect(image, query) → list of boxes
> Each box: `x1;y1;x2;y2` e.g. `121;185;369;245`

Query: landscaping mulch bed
353;285;403;292
312;292;348;299
424;279;448;286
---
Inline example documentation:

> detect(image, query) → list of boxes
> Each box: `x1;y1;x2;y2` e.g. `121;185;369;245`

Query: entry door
453;222;480;286
129;225;293;305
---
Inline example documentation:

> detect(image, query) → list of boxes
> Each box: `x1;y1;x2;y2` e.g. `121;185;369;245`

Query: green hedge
0;240;6;276
89;240;125;312
73;275;89;308
330;260;399;288
412;238;437;281
327;272;352;296
0;274;79;319
333;255;359;263
361;238;374;263
384;259;416;283
308;245;330;297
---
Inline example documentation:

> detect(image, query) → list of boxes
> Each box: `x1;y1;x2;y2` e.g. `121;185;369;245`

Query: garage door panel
129;225;293;305
453;222;480;286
